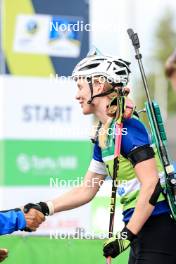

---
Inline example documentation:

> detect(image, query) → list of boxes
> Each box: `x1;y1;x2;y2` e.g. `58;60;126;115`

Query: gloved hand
23;201;54;232
24;202;50;216
22;203;46;232
103;226;137;258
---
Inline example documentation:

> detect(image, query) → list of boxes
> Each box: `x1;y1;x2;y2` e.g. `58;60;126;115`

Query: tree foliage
135;9;176;114
153;9;176;113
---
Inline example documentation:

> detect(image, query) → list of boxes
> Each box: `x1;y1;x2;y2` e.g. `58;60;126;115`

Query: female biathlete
25;50;176;264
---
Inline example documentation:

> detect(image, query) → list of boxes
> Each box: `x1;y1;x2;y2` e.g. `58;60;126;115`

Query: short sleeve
88;159;107;175
92;141;104;162
121;117;151;157
89;141;107;175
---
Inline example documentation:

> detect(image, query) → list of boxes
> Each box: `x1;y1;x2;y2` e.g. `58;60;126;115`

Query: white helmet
72;48;131;86
72;48;131;104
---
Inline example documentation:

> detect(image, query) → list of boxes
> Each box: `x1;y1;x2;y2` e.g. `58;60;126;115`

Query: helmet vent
114;61;126;67
115;70;126;75
79;63;100;71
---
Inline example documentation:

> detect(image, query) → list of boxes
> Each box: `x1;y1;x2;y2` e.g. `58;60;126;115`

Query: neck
93;97;110;124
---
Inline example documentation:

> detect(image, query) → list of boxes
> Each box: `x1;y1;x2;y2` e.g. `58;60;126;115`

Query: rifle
127;28;176;221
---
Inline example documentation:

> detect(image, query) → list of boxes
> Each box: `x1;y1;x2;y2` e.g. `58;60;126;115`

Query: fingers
24;209;45;231
0;249;8;262
30;209;45;222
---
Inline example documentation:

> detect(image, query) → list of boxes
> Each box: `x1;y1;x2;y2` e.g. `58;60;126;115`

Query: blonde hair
98;117;113;149
92;78;117;149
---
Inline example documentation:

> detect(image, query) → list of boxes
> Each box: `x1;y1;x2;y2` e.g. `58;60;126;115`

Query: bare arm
52;171;105;213
126;158;159;234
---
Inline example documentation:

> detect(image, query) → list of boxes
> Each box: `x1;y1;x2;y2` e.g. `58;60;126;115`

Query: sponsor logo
26;20;38;34
14;14;82;57
117;186;125;196
17;153;78;173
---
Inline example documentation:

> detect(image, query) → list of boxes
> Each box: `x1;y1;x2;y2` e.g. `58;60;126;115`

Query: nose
75;89;81;100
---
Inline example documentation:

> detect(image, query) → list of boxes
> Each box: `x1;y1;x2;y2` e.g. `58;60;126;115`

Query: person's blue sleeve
0;209;26;235
121;117;151;157
92;141;103;162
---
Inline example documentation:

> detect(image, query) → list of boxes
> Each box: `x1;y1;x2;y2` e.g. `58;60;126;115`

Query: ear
93;79;106;93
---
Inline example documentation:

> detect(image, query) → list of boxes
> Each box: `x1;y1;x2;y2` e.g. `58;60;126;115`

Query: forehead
77;78;88;88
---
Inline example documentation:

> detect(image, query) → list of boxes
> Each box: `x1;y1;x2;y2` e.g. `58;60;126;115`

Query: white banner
3;76;92;140
0;183;124;236
0;186;91;235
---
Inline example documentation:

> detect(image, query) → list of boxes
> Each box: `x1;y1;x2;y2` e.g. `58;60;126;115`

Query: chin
82;109;92;115
82;106;93;115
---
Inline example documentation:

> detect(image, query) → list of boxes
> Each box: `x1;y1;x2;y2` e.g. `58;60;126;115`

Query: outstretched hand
22;205;45;232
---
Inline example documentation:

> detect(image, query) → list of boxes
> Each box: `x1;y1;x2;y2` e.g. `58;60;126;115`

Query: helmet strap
87;78;94;104
87;78;117;104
